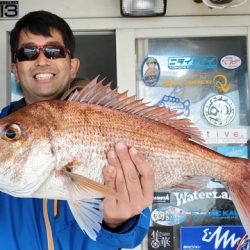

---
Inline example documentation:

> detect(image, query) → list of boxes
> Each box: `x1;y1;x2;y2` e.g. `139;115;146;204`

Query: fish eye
3;123;22;141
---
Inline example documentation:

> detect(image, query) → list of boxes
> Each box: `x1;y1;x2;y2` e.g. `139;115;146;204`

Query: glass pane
136;36;249;250
74;32;117;88
137;37;249;148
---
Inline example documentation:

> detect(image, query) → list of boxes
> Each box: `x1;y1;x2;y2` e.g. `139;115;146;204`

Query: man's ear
70;58;80;79
11;63;20;84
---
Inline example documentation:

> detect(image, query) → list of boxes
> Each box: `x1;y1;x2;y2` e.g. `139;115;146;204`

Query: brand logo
201;128;248;144
153;192;170;203
181;226;246;250
163;74;232;94
204;95;236;127
158;95;191;117
141;57;160;87
220;55;241;70
148;227;173;250
173;190;231;206
189;209;239;222
151;206;186;226
168;56;217;70
202;226;242;249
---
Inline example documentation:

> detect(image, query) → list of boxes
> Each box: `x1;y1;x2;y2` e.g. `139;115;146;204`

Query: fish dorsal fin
68;77;204;144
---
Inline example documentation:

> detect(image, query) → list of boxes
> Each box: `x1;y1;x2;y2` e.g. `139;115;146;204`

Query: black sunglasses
15;45;71;62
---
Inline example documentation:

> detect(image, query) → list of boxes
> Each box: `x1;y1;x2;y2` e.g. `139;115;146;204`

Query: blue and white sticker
151;206;186;226
168;56;217;70
203;95;236;127
220;55;241;70
158;95;191;117
141;57;160;87
180;225;246;250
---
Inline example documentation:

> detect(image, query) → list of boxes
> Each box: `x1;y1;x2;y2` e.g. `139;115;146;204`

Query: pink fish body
0;77;250;240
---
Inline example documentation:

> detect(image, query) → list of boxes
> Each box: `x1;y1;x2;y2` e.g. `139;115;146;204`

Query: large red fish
0;77;249;240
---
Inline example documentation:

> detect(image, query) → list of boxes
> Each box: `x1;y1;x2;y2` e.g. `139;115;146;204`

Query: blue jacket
0;101;150;250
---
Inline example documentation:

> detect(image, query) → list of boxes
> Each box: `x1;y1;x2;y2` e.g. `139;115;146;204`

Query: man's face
11;29;79;104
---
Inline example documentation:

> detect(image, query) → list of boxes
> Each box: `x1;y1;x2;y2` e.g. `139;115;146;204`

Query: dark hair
10;10;75;62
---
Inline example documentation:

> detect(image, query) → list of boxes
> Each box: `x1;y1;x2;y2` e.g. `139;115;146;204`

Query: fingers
103;142;155;228
102;165;117;210
103;165;116;190
129;147;154;206
107;149;130;201
114;143;143;205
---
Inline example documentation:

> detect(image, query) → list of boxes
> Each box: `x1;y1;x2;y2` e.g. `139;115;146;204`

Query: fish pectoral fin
68;199;103;241
175;176;211;190
68;172;118;200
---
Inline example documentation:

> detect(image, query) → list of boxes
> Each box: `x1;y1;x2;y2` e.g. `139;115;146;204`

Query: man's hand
102;142;154;228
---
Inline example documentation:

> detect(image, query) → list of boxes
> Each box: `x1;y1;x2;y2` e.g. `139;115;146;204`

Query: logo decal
180;226;246;250
204;95;236;127
168;56;217;70
151;206;186;226
220;55;241;70
141;57;160;86
158;95;191;117
148;227;173;250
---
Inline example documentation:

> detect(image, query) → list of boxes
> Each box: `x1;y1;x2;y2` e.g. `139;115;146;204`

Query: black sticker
148;226;174;250
0;1;18;18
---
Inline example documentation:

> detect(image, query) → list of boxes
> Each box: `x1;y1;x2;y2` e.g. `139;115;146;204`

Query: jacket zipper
43;199;54;250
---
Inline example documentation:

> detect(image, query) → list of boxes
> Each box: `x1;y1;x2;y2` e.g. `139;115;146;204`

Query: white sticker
220;55;241;70
204;95;236;127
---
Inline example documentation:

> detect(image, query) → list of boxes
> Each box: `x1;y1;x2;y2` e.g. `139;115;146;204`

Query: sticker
237;233;249;250
158;95;191;116
163;74;232;94
201;128;248;144
168;56;217;70
0;1;18;18
203;95;236;127
172;190;231;207
153;192;171;203
216;146;248;159
148;226;174;250
141;57;160;86
212;74;230;93
220;55;241;70
188;209;239;223
151;206;186;226
180;225;246;250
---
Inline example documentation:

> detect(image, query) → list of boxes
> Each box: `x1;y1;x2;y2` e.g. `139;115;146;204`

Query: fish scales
0;77;250;241
32;100;244;191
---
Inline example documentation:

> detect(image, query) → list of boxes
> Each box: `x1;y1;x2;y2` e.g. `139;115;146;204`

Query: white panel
116;29;136;95
0;21;15;110
135;26;248;38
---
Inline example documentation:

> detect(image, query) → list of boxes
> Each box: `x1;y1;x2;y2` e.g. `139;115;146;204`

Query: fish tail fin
68;199;103;241
227;159;250;236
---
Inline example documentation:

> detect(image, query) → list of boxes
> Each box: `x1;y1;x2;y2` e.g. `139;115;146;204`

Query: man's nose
35;49;50;66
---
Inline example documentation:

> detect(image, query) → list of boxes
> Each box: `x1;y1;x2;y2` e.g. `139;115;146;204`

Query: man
0;10;154;250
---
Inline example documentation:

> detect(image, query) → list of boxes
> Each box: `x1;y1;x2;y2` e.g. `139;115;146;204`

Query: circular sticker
220;55;241;70
204;95;236;127
141;57;160;87
151;206;186;226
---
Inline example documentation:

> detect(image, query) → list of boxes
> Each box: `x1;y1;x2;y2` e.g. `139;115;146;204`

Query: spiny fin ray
68;76;204;143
